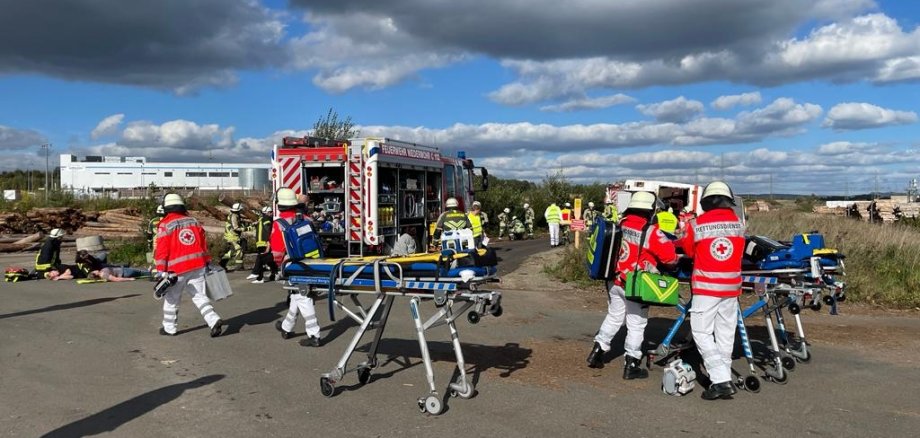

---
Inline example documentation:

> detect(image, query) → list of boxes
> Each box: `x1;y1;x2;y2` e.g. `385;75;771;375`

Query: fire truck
606;179;745;223
272;136;488;256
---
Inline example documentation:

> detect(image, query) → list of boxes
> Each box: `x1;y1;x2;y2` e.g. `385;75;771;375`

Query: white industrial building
59;154;271;193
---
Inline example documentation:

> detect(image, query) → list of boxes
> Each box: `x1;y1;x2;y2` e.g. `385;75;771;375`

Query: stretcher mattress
283;250;498;280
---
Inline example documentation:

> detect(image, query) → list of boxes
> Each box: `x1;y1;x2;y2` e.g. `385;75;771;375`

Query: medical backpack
5;266;32;282
276;215;325;260
585;219;621;280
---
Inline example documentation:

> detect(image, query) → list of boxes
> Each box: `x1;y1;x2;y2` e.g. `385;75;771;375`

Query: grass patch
543;239;597;289
107;237;150;267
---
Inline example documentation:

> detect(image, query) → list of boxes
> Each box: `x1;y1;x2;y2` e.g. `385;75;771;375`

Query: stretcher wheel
798;350;812;363
490;305;503;317
787;303;801;315
822;295;835;306
450;381;475;399
743;375;761;393
769;369;788;384
467;312;481;324
781;356;796;371
809;302;822;311
422;395;443;415
320;377;335;397
358;368;372;385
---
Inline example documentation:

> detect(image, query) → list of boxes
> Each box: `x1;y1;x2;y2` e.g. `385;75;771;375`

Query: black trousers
251;249;278;279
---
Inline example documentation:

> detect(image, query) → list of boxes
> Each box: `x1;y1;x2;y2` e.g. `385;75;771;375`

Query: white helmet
565;202;571;208
503;208;510;214
523;203;530;209
231;202;243;212
702;181;734;200
472;201;481;208
446;197;459;209
277;188;297;207
163;193;184;207
155;205;165;215
588;202;595;208
261;206;272;215
627;191;656;210
49;228;65;239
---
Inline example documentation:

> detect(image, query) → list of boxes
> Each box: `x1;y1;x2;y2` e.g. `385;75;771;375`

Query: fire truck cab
272;136;487;256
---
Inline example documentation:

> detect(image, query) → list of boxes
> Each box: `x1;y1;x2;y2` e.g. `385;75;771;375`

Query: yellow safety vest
656;211;679;234
256;216;272;248
468;212;483;237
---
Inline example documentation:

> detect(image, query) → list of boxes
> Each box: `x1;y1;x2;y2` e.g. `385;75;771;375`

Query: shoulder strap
633;220;652;272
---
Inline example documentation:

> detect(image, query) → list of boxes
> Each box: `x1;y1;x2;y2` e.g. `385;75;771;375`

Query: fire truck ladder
346;149;364;257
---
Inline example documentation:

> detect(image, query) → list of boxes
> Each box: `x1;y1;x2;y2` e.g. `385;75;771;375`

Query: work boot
586;342;605;369
275;321;293;339
218;259;228;269
210;319;224;338
701;382;736;400
299;335;322;347
623;356;648;380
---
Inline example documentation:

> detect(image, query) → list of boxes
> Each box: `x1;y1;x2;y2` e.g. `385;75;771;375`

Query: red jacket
615;214;678;287
270;210;296;264
680;208;745;297
154;212;210;275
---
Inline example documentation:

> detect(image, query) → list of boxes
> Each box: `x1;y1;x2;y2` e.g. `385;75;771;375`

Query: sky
1;0;919;195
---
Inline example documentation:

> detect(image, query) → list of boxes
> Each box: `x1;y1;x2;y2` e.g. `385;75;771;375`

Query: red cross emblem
178;229;196;246
710;237;732;261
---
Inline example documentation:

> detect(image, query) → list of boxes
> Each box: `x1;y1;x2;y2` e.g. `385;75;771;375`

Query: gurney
282;241;502;416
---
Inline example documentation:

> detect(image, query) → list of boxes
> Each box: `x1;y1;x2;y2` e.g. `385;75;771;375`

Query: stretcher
282;249;502;416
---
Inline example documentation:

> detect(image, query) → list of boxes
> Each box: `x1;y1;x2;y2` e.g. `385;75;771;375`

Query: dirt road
1;242;919;437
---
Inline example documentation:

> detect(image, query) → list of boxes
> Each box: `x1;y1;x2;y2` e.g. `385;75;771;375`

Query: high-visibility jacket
524;207;535;224
255;215;272;249
603;204;619;222
583;209;597;228
656;211;679;234
146;216;162;251
544;204;562;224
468;212;483;237
34;238;62;272
436;210;472;232
270;210;297;264
615;214;678;287
497;212;509;226
224;213;242;241
680;208;745;298
154;212;210;275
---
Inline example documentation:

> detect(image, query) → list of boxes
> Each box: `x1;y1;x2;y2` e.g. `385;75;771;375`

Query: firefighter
544;202;562;247
247;206;277;284
523;203;535;238
586;192;678;378
497;207;510;240
273;188;322;346
467;201;487;247
584;201;597;230
680;181;745;400
434;197;472;241
35;228;66;275
604;199;619;222
145;205;165;252
155;194;223;338
220;202;245;270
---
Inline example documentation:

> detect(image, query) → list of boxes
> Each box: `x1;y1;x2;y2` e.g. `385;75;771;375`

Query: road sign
571;219;586;232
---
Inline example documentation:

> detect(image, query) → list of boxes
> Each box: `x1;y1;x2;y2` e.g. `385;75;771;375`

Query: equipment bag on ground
206;265;233;301
585;219;621;280
276;215;324;260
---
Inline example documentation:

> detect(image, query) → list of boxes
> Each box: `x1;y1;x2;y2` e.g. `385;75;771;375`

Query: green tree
312;108;359;140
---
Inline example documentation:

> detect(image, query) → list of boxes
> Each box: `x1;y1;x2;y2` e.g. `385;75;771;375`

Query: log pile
0;207;87;234
874;200;899;223
0;233;77;253
812;206;847;215
74;208;144;238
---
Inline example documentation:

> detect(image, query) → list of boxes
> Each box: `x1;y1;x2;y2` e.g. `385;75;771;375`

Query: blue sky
1;0;918;194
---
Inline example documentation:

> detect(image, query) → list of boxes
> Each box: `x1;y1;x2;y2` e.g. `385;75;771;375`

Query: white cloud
823;102;918;130
539;94;635;112
636;96;704;123
90;114;125;140
0;125;46;150
711;92;762;110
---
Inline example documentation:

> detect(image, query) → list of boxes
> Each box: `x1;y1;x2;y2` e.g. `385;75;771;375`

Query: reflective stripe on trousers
161;268;220;334
282;293;320;337
689;295;738;384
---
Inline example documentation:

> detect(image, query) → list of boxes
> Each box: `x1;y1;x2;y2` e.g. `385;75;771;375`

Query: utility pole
40;143;51;201
769;173;774;201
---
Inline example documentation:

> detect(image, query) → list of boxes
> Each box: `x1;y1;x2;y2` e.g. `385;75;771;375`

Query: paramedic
680;181;745;400
155;194;223;338
434;197;472;241
544;202;562;247
587;191;678;379
247;206;277;283
273;188;322;347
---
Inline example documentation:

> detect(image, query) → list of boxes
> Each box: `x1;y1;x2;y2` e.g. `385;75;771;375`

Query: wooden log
12;232;42;245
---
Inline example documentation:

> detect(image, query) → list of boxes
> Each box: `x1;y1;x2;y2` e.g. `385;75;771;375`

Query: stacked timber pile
812;206;847;215
850;201;873;221
0;233;77;253
898;203;920;219
875;200;899;223
75;208;144;238
0;207;87;234
746;200;771;212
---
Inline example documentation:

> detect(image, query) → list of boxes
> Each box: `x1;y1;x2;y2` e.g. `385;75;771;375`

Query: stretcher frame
283;258;502;416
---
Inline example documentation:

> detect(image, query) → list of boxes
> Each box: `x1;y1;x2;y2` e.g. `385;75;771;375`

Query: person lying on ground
44;268;75;281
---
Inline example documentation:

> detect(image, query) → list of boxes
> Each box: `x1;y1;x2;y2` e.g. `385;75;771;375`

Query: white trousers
282;293;321;337
594;284;648;360
690;295;739;385
548;223;559;245
162;268;220;334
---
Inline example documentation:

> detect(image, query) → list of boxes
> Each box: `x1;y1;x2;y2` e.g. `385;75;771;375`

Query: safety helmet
512;216;518;220
277;188;297;207
626;191;656;210
588;202;595;208
523;203;530;209
49;228;65;239
231;202;243;212
702;181;733;200
446;197;459;209
503;208;510;214
163;193;184;207
155;205;165;215
261;206;272;215
472;201;481;208
564;202;571;208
